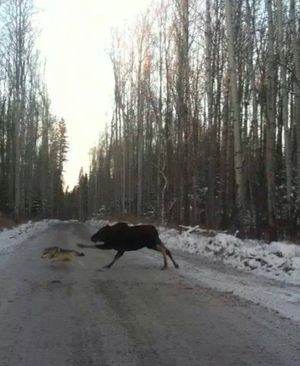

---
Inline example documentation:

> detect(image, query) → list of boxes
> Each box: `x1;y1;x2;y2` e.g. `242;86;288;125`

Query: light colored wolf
41;246;85;262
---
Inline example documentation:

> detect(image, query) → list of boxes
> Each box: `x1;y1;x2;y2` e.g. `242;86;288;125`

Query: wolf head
41;246;60;259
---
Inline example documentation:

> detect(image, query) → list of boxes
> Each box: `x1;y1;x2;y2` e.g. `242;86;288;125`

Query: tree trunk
225;0;245;227
265;0;277;229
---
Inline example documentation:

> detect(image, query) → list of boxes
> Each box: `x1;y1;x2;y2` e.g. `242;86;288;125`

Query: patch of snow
86;218;109;229
159;228;300;285
63;219;80;224
0;219;60;255
291;258;300;282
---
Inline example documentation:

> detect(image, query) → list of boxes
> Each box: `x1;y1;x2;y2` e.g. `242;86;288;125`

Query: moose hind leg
166;248;179;268
104;251;124;269
155;244;168;270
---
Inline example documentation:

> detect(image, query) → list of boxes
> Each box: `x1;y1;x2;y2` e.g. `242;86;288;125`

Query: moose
78;222;179;270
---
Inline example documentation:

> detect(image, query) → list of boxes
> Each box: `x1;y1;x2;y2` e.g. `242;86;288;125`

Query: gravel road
0;222;299;366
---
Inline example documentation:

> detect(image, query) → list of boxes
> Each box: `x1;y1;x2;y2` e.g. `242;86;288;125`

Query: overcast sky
34;0;152;189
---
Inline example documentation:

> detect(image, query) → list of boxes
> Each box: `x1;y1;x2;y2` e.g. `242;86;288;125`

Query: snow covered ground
87;219;300;323
0;219;62;256
160;227;300;284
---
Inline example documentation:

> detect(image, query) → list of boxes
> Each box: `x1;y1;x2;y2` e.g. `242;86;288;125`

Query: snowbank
0;219;61;255
86;219;300;284
160;227;300;284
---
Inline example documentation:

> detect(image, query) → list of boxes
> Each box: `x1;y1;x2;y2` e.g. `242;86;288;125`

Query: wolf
41;246;85;262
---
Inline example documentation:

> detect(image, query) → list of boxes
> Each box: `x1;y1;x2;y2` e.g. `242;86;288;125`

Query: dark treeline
2;0;300;241
72;0;300;241
0;0;68;219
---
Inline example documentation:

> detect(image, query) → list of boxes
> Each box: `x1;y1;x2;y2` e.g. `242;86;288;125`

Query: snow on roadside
159;228;300;284
86;219;300;284
0;219;61;255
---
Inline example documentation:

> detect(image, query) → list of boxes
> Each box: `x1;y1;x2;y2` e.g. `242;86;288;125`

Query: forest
1;0;300;241
0;0;68;219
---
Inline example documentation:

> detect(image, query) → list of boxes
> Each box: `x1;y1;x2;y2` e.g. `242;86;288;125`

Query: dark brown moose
78;222;179;270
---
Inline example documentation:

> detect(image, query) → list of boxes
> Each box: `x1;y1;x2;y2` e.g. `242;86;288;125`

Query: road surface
0;222;299;366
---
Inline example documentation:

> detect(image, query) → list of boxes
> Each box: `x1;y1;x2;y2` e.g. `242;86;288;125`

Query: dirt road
0;222;299;366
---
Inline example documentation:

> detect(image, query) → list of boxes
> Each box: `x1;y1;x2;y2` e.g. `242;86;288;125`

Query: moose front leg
103;250;124;269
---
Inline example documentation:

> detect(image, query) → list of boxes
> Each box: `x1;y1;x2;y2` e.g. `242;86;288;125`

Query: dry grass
0;212;27;230
0;215;16;230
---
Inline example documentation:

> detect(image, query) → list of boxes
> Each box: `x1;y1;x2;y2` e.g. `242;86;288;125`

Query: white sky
34;0;152;189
